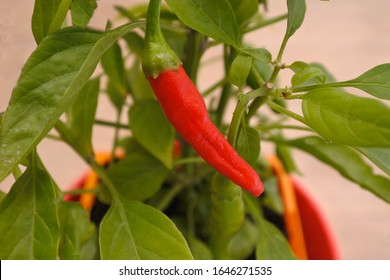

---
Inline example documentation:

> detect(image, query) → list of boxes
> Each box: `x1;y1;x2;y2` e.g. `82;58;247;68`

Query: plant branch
266;99;308;126
243;13;288;33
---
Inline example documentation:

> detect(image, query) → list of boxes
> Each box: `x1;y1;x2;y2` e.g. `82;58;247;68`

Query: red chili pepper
147;66;263;196
143;0;263;196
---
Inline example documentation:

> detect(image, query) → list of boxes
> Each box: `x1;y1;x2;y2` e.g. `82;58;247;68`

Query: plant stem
155;183;185;211
110;110;122;165
95;119;128;129
215;45;234;126
88;157;120;200
257;123;313;132
291;81;354;93
266;99;308;126
227;96;246;147
63;188;100;196
12;166;23;180
202;77;228;97
243;13;288;33
183;30;205;84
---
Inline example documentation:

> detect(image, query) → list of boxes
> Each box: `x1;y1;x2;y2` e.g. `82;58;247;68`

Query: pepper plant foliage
0;0;389;260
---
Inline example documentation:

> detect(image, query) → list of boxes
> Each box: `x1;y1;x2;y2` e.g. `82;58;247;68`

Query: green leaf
106;148;170;201
0;22;144;182
230;54;252;89
129;100;175;168
290;61;326;87
58;201;97;260
0;156;60;259
32;0;73;44
66;78;100;156
188;236;213;260
256;218;296;260
345;64;390;100
277;136;390;203
302;88;390;147
99;199;193;259
209;173;245;259
228;0;259;26
285;0;306;41
236;125;260;165
262;177;284;214
101;43;127;110
357;147;390;177
278;0;306;59
240;47;272;64
0;191;5;202
71;0;97;27
165;0;241;48
128;60;155;101
227;219;258;260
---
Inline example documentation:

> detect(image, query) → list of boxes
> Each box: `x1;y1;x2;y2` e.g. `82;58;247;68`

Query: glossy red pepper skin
147;65;264;197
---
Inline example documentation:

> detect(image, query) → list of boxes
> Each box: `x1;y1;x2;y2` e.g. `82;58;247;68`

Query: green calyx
142;0;180;78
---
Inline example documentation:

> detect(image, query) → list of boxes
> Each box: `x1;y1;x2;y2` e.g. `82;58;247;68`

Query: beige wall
0;0;389;259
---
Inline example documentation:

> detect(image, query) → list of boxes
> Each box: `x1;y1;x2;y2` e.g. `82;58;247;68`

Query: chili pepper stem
142;0;180;78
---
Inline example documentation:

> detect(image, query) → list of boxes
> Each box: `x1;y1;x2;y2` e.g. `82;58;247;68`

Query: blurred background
0;0;389;259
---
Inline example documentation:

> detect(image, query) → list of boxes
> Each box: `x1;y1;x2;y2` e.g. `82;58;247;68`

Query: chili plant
0;0;389;260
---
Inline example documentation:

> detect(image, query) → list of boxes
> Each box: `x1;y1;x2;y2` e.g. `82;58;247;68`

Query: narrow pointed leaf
236;125;260;165
357;147;390;177
129;100;175;168
230;54;252;89
66;78;100;156
71;0;97;27
165;0;240;48
0;22;143;181
285;0;306;41
275;136;390;203
346;64;390;100
0;158;60;259
99;199;193;260
302;88;390;147
58;201;97;260
256;218;296;260
32;0;73;44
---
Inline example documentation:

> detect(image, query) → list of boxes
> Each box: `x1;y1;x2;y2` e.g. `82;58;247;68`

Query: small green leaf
66;78;100;156
101;43;127;110
32;0;73;44
230;54;252;89
128;60;155;101
71;0;97;27
302;88;390;147
236;125;260;165
58;201;97;260
129;100;175;168
346;64;390;100
209;173;245;259
0;22;144;181
290;61;326;87
227;219;258;260
243;192;296;259
228;0;259;26
357;147;390;177
240;47;272;64
165;0;241;48
262;177;284;214
278;0;306;59
0;156;60;259
285;0;306;41
256;218;296;260
276;136;390;203
106;148;170;201
99;199;193;260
